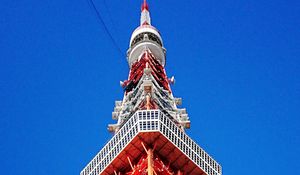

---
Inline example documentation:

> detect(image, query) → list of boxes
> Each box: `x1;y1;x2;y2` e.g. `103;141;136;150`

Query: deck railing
81;110;221;175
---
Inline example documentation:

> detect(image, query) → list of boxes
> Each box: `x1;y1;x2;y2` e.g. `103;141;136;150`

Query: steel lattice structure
81;1;222;175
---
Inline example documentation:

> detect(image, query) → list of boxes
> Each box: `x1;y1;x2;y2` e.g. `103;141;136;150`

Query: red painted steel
124;50;171;93
125;153;173;175
141;0;149;11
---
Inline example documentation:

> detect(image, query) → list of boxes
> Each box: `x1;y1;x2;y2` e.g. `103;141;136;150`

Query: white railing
81;110;221;175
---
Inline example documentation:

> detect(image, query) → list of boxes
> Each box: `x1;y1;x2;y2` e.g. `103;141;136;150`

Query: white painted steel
127;26;165;67
129;26;162;46
140;10;151;25
80;110;222;175
127;42;165;67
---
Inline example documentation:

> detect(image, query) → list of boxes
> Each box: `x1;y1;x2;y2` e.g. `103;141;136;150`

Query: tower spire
141;0;149;11
140;0;151;25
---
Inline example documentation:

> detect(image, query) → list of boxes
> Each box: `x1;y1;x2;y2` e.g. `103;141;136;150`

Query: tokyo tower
81;1;222;174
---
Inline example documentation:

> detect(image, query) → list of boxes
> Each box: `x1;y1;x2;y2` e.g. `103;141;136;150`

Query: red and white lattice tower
81;1;222;174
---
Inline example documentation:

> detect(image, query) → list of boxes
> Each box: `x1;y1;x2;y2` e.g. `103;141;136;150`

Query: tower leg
177;170;183;175
147;149;154;175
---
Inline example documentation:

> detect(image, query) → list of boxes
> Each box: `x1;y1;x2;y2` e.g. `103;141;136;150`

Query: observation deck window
131;32;162;47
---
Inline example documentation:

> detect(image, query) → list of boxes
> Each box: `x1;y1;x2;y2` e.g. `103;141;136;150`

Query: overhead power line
86;0;125;57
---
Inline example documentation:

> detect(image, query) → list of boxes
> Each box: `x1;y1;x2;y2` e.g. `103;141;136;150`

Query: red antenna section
140;0;151;25
141;0;149;11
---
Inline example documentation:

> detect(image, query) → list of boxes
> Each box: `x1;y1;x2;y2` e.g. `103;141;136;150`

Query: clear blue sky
0;0;299;174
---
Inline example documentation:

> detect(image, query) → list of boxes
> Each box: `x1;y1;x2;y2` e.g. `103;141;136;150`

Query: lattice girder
81;110;221;175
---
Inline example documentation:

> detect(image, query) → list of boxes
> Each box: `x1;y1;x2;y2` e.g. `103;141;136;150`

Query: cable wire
86;0;125;57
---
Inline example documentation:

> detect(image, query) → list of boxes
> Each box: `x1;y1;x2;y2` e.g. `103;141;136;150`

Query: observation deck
127;25;166;68
81;110;222;175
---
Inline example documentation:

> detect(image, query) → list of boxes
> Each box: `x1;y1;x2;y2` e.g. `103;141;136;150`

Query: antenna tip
141;0;149;11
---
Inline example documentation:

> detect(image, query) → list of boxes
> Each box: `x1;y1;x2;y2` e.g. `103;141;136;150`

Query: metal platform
81;110;222;175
